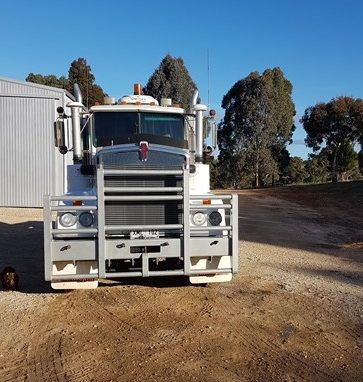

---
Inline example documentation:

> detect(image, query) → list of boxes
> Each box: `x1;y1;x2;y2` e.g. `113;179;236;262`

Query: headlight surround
209;210;222;226
192;211;206;226
79;212;94;227
59;212;78;227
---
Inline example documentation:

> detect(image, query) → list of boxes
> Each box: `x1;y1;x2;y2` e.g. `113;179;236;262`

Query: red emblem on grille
139;141;149;162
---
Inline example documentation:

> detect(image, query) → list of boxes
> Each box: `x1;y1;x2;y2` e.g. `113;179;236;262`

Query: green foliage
67;58;104;107
205;155;219;189
26;73;68;89
272;147;290;184
322;143;361;181
359;154;363;176
304;152;330;183
218;68;295;188
143;54;196;110
301;96;363;181
358;139;363;175
339;143;360;180
26;58;105;107
286;157;307;184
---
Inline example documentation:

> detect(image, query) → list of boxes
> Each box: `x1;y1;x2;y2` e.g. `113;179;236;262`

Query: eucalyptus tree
67;58;104;107
218;68;295;188
144;54;196;110
301;96;363;181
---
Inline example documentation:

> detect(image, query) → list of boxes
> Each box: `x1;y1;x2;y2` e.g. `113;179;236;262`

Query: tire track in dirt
24;294;75;382
1;189;363;382
88;291;149;342
23;293;103;382
26;327;66;382
22;286;190;382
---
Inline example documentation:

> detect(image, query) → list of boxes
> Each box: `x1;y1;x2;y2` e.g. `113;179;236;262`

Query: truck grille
98;145;186;234
105;201;182;225
103;175;183;229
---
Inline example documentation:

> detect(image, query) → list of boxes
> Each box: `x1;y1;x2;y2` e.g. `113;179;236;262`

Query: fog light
79;212;94;227
209;211;222;226
59;212;77;227
192;211;206;226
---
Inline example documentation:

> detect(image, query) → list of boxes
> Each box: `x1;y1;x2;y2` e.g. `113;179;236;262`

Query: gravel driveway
0;190;362;382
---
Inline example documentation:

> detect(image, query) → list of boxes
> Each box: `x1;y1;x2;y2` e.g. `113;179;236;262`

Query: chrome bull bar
44;168;238;282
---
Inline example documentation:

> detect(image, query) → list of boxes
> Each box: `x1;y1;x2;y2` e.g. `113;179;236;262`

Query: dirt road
0;189;362;382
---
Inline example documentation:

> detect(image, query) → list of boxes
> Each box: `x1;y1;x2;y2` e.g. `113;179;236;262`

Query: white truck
44;83;238;289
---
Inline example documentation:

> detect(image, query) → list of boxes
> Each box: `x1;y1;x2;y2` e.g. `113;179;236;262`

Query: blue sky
1;0;362;159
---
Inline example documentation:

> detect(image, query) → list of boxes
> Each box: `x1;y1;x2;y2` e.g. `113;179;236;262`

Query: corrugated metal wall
0;77;67;98
0;77;73;207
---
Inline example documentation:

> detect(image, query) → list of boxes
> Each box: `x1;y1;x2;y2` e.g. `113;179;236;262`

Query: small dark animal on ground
0;267;19;291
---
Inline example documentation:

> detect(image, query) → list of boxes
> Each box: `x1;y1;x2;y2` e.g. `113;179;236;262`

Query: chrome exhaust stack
191;90;207;163
190;89;199;111
68;83;84;163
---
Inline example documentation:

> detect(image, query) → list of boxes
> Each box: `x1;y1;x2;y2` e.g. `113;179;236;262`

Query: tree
336;143;360;180
26;73;68;89
272;146;290;185
218;68;295;188
205;155;219;189
359;138;363;175
26;58;105;107
143;54;197;110
320;143;360;181
67;58;104;107
304;152;330;184
286;157;307;184
301;96;363;182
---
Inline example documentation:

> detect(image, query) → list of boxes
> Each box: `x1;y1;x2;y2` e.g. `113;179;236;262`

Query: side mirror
203;110;218;151
54;119;68;154
209;109;217;150
57;106;64;115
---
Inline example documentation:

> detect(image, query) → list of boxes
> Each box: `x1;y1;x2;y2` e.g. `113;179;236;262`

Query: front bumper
44;168;238;283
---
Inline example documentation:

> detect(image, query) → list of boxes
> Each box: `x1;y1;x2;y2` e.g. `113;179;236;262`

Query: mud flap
51;280;98;290
51;261;98;290
189;273;232;284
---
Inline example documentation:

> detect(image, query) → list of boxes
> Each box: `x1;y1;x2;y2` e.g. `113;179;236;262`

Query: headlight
79;212;94;227
209;210;222;226
192;211;206;226
59;212;77;227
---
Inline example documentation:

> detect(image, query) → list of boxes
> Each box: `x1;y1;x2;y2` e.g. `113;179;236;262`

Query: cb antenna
207;48;210;111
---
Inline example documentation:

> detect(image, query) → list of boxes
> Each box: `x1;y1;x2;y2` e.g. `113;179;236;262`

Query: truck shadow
0;220;194;293
0;221;51;294
2;191;361;294
99;276;191;289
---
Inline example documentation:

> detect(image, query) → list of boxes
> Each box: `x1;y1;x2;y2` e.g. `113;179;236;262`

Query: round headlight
79;212;94;227
209;210;222;226
192;211;206;226
59;212;77;227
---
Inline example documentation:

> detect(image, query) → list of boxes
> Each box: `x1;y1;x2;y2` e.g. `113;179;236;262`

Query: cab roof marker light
134;83;142;95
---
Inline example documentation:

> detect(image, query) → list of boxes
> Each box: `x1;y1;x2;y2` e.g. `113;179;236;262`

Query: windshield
93;112;186;148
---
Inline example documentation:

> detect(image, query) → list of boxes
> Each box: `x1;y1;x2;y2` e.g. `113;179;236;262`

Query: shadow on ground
0;220;192;293
100;276;192;289
0;221;51;293
1;188;362;294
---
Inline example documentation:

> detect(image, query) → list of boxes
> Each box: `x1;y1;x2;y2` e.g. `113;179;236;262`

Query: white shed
0;77;74;207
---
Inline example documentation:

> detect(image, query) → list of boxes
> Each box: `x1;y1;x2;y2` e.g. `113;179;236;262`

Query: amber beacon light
133;83;142;95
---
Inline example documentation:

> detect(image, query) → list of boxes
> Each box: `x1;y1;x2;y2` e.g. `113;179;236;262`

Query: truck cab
44;84;238;289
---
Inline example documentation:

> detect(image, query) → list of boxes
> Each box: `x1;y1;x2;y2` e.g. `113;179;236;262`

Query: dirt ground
0;184;362;382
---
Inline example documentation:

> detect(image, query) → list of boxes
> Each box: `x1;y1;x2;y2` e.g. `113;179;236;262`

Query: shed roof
0;76;74;100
